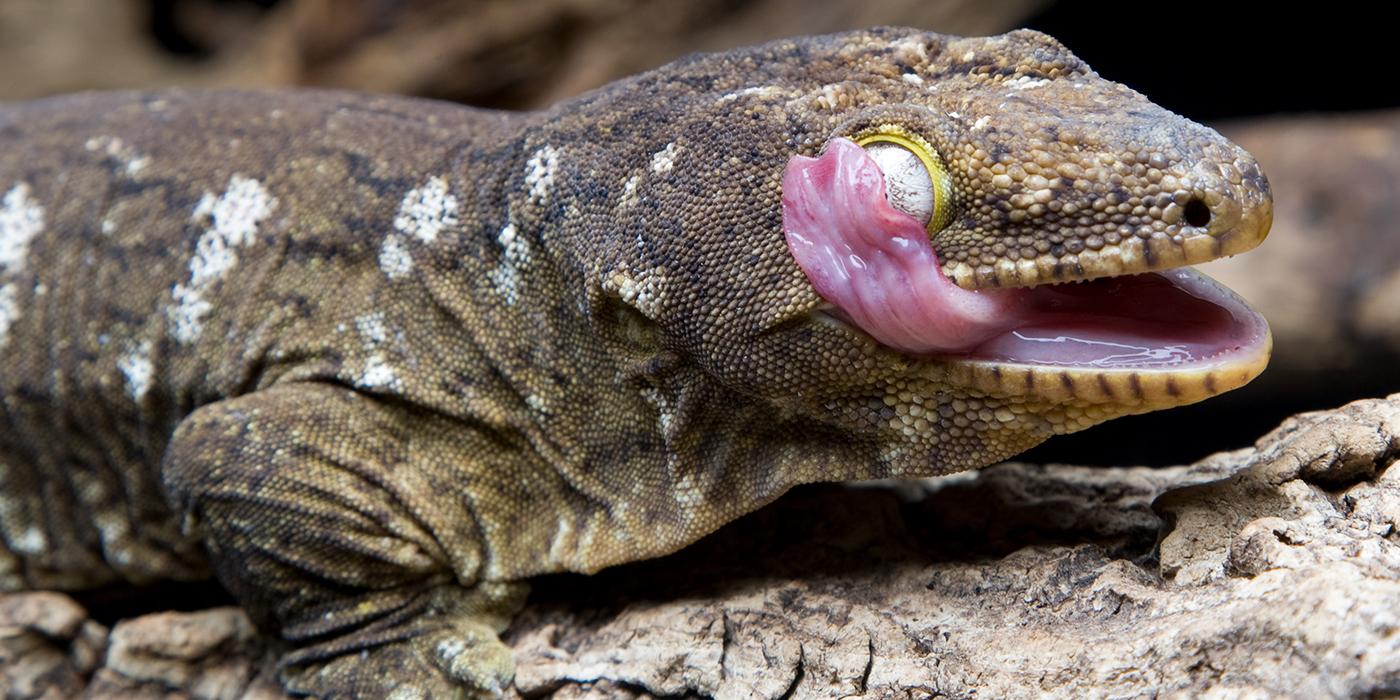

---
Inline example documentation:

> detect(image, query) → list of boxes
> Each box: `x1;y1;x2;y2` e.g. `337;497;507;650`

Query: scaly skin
0;29;1269;696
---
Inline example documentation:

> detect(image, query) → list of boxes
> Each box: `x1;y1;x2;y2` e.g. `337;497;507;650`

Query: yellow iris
854;127;954;234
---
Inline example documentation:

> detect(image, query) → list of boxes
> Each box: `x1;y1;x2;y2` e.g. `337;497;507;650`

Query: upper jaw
939;194;1273;290
936;140;1275;292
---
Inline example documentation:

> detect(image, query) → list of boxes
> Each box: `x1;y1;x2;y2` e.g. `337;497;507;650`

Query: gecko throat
781;137;1269;370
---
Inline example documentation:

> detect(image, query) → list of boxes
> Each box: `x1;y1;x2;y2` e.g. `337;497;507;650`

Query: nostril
1183;198;1211;227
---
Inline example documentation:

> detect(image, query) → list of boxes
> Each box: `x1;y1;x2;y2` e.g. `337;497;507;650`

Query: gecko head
775;28;1272;472
587;28;1272;476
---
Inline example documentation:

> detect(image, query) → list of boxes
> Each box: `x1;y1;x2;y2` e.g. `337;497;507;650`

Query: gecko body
0;28;1270;696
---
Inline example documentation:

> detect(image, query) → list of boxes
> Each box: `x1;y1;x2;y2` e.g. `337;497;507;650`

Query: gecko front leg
160;382;526;698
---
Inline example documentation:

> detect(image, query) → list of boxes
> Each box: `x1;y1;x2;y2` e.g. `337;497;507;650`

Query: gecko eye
856;131;954;234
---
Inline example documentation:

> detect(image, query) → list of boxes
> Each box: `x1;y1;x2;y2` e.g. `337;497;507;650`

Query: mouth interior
962;270;1264;368
781;138;1268;370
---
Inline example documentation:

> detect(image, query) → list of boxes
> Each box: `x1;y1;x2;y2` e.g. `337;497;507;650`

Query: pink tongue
782;138;1026;354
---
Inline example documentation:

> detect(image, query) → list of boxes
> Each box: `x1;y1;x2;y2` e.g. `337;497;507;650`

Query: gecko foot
279;581;527;700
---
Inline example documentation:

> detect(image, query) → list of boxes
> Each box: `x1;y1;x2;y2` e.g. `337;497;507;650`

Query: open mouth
954;268;1267;369
782;138;1270;378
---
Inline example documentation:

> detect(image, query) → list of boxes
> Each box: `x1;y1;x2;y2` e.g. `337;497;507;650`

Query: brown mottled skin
0;29;1270;697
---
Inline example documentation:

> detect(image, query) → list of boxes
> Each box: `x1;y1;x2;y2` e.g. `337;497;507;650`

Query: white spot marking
356;312;388;345
892;36;930;61
816;83;849;110
0;183;45;272
435;638;466;661
619;174;640;208
947;111;962;120
604;267;666;318
717;86;779;103
973;115;991;131
0;283;17;349
191;192;215;220
85;136;150;175
387;687;425;700
525;145;559;202
547;517;574;563
490;222;530;305
650;143;678;175
962;50;976;61
900;73;924;86
378;233;413;279
360;349;399;389
640;386;676;435
1006;76;1051;90
92;510;133;565
118;339;155;401
167;176;276;344
11;526;45;555
674;473;703;508
355;312;402;391
394;176;460;243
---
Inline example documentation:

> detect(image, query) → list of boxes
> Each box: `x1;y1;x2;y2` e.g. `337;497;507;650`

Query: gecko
0;27;1271;697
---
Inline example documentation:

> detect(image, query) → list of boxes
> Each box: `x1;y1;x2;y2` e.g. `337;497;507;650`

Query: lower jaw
943;340;1270;415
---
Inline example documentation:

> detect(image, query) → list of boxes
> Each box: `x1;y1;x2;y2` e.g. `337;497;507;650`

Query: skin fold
0;28;1270;697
